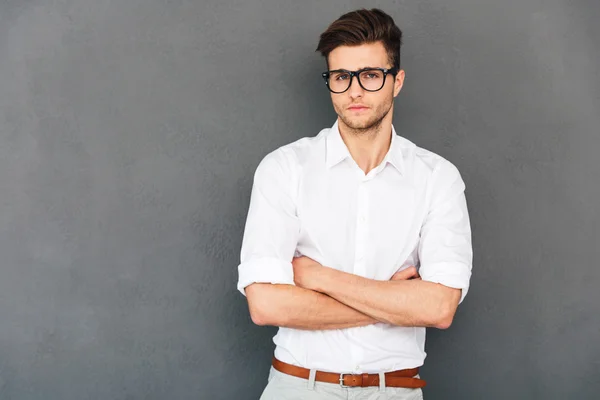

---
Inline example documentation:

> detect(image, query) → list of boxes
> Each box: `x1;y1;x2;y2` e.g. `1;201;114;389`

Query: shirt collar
325;120;404;176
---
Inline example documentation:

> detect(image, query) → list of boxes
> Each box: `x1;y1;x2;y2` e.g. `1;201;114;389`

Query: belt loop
379;372;386;392
307;369;317;391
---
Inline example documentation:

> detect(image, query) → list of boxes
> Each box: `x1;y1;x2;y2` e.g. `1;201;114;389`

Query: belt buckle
339;373;350;388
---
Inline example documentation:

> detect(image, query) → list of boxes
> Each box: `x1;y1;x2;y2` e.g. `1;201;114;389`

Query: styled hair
316;8;403;69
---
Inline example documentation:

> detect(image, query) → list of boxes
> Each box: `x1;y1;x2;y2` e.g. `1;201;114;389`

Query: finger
391;266;418;280
409;272;421;280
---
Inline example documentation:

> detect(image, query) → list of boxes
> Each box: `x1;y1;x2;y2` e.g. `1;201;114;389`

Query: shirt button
355;365;360;370
359;215;366;223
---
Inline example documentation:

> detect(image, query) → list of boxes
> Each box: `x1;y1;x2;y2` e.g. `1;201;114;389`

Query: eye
361;70;383;80
330;72;349;81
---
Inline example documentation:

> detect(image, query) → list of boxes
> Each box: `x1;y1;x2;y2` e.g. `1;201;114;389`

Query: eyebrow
329;66;382;71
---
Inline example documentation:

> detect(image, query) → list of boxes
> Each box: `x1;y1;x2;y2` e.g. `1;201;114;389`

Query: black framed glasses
321;67;399;94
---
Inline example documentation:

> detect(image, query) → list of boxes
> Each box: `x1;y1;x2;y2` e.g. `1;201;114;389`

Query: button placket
354;182;369;275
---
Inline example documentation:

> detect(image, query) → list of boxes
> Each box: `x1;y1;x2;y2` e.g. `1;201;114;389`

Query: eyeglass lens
327;69;386;93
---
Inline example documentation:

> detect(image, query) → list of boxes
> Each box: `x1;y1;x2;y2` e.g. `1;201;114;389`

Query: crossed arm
245;260;461;331
242;150;469;332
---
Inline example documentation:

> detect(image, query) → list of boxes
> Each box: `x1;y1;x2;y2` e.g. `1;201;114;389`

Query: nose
348;75;364;99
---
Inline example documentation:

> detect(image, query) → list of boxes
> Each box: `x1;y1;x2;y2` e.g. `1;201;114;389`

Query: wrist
312;265;336;294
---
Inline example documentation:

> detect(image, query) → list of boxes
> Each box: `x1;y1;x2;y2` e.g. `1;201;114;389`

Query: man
237;8;472;400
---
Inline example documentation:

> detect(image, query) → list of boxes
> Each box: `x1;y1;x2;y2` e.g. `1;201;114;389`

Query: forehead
328;42;389;70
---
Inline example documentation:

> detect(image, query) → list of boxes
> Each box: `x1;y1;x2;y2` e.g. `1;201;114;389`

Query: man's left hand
292;256;326;291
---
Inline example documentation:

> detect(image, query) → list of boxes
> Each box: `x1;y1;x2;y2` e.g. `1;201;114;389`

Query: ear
393;69;405;97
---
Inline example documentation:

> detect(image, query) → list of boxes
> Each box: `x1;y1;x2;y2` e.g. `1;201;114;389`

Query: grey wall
0;0;598;399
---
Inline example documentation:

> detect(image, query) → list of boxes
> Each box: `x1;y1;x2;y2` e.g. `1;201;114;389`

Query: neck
337;109;394;175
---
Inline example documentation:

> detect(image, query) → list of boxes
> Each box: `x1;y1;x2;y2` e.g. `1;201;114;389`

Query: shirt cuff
237;257;295;296
419;262;472;304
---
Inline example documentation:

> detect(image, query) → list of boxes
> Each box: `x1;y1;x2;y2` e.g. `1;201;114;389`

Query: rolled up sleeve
237;148;300;296
418;159;473;304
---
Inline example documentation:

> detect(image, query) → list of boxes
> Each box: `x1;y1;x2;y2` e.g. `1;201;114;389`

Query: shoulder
256;127;329;173
398;136;463;182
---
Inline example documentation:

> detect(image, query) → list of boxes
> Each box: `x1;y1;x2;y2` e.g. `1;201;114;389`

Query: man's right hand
390;266;421;281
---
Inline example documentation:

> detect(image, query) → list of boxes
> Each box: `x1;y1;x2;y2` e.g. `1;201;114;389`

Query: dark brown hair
316;8;403;69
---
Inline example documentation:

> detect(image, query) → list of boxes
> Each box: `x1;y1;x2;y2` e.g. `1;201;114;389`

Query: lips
348;105;369;111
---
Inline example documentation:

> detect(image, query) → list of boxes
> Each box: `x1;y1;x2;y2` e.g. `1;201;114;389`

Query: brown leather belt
272;357;426;389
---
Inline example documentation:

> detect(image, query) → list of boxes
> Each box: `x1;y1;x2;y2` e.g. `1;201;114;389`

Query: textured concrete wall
0;0;598;399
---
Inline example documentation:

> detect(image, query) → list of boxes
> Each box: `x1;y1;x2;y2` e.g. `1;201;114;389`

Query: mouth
347;105;369;112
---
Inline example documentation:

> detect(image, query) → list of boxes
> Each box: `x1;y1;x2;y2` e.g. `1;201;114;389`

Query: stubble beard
336;97;394;138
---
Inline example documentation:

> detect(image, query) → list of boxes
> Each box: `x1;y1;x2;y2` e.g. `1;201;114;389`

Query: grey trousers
259;367;424;400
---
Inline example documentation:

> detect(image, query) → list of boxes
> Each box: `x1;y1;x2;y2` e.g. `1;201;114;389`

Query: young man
237;8;472;400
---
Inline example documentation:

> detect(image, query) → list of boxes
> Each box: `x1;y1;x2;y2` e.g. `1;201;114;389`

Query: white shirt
237;121;472;373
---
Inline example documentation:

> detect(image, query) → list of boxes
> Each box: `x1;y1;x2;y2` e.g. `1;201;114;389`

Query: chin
342;116;377;130
347;122;370;130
